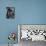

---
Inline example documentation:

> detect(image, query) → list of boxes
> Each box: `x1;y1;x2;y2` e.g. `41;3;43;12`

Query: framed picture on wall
6;7;15;19
18;24;46;42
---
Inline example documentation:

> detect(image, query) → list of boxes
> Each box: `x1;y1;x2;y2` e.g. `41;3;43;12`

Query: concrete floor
19;40;46;46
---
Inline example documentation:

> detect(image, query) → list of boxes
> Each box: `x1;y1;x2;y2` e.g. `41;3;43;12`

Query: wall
0;0;17;44
0;0;46;44
16;0;46;24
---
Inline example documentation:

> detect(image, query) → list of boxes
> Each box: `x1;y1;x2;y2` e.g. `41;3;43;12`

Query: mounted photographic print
18;24;46;41
6;7;15;19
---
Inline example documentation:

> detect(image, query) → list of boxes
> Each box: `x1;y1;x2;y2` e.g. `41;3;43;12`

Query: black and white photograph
6;7;15;19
